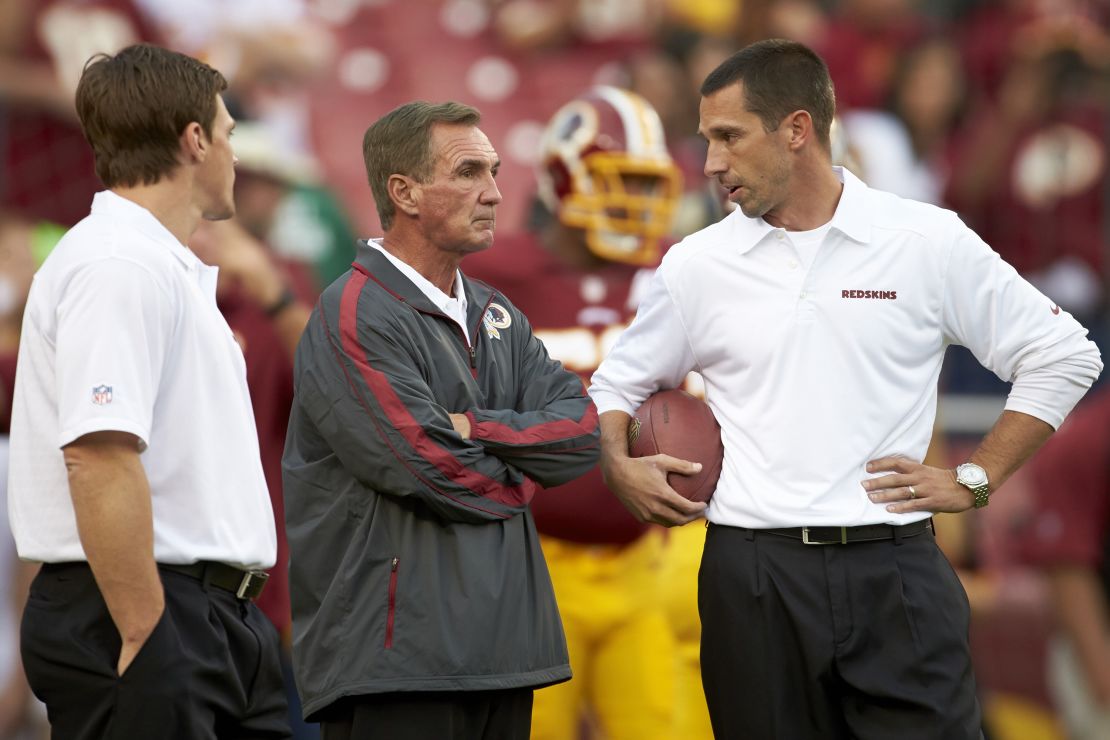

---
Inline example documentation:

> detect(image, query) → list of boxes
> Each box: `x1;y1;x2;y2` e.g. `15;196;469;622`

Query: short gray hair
361;101;481;230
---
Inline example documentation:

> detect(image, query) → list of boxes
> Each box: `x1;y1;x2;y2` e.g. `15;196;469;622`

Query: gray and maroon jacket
282;241;600;719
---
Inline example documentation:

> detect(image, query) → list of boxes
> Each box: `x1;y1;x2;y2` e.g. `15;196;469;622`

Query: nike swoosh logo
1050;304;1061;315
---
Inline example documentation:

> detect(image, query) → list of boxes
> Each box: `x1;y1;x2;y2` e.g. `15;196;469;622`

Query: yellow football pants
531;531;675;740
660;521;713;740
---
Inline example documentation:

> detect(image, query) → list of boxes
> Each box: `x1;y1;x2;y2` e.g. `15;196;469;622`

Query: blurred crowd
0;0;1107;738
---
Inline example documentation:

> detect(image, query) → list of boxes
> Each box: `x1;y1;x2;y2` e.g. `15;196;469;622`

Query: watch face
959;464;987;486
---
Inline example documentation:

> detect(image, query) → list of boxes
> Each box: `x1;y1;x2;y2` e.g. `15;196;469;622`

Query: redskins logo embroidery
485;303;512;329
483;303;511;340
627;417;641;446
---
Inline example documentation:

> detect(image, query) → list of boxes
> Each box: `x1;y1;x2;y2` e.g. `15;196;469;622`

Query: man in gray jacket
282;101;601;740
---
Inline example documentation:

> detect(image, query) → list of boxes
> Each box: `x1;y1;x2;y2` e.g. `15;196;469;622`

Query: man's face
415;124;502;255
698;82;791;220
198;96;238;221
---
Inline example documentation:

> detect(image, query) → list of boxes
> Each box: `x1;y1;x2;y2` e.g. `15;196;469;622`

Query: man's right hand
63;431;166;678
600;453;707;527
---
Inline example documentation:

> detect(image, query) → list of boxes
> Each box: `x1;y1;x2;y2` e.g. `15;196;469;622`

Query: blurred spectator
0;0;156;225
1019;387;1110;739
842;36;967;203
230;122;358;291
945;31;1110;325
489;0;664;53
131;0;335;156
662;0;739;38
958;0;1109;103
760;0;829;47
817;0;931;110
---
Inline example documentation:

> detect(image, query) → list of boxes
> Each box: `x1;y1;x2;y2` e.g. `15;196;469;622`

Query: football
628;389;724;503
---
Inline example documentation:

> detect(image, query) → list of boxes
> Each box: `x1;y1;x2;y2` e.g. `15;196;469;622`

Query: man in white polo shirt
8;44;289;738
589;39;1103;739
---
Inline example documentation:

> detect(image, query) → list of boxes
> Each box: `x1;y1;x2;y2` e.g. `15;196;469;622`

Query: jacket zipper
385;557;399;649
410;297;492;378
460;295;494;378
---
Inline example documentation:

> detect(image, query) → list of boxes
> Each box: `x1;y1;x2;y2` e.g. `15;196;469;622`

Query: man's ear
181;121;207;163
389;174;420;217
786;110;812;152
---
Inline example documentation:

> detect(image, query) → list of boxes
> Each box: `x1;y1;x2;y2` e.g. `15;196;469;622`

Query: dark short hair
76;44;228;188
362;101;481;230
700;39;835;151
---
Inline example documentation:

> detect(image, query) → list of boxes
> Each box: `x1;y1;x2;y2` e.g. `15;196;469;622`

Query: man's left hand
862;456;975;514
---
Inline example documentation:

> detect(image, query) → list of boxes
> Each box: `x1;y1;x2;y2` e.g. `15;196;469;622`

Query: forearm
968;410;1055;492
250;275;310;359
599;410;633;471
1047;566;1110;705
64;434;164;647
465;402;599;485
269;300;311;358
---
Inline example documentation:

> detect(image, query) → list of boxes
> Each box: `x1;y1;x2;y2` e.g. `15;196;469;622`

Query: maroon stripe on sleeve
468;404;599;446
338;271;535;508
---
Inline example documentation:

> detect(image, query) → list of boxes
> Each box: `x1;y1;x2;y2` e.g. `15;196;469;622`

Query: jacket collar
728;166;873;256
353;239;496;321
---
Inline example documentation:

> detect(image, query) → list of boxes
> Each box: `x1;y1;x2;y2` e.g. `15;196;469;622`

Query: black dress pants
21;562;291;740
699;523;982;740
318;688;534;740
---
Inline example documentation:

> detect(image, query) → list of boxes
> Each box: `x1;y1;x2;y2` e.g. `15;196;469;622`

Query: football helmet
538;86;682;265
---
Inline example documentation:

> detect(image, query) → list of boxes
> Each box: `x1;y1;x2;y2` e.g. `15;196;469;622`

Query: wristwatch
955;463;991;509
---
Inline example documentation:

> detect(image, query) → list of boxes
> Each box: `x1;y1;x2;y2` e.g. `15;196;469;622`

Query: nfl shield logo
92;385;113;405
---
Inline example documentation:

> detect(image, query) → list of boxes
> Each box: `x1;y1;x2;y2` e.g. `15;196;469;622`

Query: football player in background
466;86;711;740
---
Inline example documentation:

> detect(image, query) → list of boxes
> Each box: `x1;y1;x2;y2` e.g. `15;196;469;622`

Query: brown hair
701;39;835;151
361;101;481;230
75;44;228;188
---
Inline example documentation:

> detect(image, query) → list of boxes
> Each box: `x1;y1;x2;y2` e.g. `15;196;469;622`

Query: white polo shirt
8;192;276;569
589;168;1103;529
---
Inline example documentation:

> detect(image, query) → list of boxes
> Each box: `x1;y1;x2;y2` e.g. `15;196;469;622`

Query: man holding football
590;38;1102;739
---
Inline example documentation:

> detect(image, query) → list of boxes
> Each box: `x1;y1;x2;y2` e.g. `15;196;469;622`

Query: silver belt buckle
801;526;848;545
236;570;269;599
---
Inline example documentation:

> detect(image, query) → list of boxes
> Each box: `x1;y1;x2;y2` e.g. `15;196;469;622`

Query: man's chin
735;200;766;219
472;229;495;250
202;202;236;222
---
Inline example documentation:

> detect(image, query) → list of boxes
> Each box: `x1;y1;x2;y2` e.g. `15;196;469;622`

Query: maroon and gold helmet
538;86;682;265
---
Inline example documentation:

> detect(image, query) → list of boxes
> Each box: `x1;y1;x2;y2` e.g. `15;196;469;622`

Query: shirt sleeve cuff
587;388;638;416
59;418;151;451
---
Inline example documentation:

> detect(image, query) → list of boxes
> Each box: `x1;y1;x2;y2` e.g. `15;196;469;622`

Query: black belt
161;561;269;600
749;518;933;545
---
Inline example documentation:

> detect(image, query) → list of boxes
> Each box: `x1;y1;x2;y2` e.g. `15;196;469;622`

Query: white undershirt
786;221;832;271
368;239;470;343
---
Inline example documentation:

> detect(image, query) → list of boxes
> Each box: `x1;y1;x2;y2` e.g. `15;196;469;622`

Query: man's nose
481;174;503;205
704;142;727;178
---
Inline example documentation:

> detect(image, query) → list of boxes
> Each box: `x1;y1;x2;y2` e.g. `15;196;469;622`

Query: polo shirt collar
827;167;872;245
91;191;203;271
728;166;872;255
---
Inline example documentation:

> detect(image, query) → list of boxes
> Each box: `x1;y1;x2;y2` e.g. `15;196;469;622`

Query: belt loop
744;527;756;542
199;562;213;591
892;524;904;546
